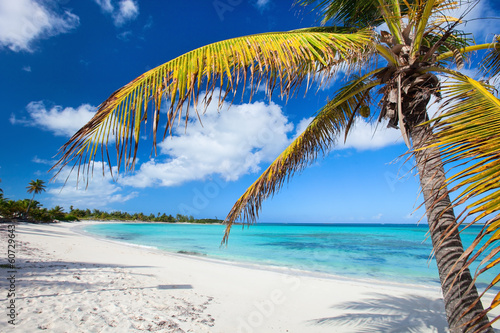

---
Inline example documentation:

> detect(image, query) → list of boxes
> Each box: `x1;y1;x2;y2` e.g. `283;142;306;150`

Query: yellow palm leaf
52;29;374;178
430;73;500;326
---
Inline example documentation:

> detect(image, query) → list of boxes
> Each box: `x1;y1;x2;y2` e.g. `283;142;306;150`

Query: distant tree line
68;207;221;224
0;179;221;224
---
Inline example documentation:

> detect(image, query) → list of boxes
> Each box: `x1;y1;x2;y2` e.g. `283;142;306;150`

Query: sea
83;222;496;289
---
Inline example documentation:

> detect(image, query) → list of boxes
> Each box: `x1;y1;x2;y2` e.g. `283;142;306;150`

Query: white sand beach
1;221;498;333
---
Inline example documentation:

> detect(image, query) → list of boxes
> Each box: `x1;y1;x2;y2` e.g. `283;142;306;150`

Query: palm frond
411;0;447;58
222;72;382;243
436;42;498;63
424;30;473;68
51;29;375;180
429;73;500;328
296;0;384;28
481;35;500;79
377;0;404;44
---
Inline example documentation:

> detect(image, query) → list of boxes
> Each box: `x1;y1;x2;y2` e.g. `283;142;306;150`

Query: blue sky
1;0;498;223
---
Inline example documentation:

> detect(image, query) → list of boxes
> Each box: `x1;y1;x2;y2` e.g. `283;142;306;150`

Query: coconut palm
427;72;500;331
52;0;499;331
26;179;46;217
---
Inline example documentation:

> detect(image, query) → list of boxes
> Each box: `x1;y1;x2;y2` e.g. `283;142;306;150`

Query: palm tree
427;71;500;332
26;179;46;217
51;0;499;331
49;205;65;220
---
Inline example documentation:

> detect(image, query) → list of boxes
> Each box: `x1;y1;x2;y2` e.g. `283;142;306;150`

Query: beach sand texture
1;222;498;332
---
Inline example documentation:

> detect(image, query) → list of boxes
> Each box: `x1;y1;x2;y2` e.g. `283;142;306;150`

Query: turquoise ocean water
84;223;495;288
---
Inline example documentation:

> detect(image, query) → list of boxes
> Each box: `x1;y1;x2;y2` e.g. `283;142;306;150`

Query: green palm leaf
51;29;374;178
26;179;46;195
296;0;385;28
223;72;381;242
430;73;500;327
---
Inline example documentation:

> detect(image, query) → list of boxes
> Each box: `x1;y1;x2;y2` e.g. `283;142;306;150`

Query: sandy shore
0;221;498;332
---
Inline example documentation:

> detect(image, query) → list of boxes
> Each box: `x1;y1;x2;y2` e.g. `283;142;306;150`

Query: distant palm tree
52;0;499;331
26;179;46;217
49;205;65;220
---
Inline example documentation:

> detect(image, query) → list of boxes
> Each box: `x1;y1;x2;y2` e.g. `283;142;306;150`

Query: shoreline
2;221;498;332
78;221;443;293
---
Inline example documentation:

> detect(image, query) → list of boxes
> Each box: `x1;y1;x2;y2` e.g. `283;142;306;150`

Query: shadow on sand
311;293;449;333
1;258;191;300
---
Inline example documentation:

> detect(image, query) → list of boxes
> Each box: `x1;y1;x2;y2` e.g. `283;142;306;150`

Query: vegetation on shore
0;179;221;224
67;207;222;224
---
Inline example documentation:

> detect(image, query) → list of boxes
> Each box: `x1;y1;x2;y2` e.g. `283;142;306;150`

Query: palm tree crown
27;179;46;196
52;0;499;331
26;179;46;217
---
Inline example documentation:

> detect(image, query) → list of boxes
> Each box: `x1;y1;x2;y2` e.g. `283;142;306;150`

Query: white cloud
255;0;271;9
119;96;406;189
94;0;114;13
121;100;294;187
293;116;314;140
22;65;31;72
0;0;79;52
49;162;137;209
11;101;95;137
33;156;56;165
115;0;139;25
335;118;403;150
294;116;403;151
93;0;139;27
117;30;132;41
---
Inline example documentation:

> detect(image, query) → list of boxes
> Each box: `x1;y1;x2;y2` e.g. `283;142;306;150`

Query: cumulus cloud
121;100;293;187
294;116;403;151
49;162;137;209
93;0;139;27
11;101;95;137
335;118;403;150
0;0;79;52
94;0;113;13
118;95;405;189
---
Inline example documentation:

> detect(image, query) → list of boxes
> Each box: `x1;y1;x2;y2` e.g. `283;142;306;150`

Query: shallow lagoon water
85;222;495;288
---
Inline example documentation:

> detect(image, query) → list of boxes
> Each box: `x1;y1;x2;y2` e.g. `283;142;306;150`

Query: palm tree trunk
25;193;35;219
410;124;492;333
